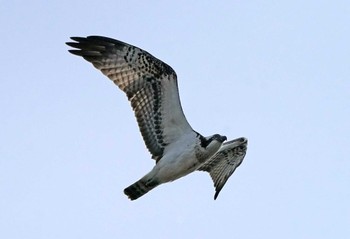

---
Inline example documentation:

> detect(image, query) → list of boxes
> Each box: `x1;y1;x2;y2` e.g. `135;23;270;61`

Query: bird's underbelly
152;151;202;183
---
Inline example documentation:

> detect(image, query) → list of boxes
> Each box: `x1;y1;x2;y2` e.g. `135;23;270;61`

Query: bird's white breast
151;131;201;183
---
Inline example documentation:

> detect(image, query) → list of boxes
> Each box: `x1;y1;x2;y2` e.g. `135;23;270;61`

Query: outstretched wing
198;137;247;199
66;36;193;162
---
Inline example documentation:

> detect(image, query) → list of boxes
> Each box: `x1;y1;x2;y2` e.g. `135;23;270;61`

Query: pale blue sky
1;1;349;238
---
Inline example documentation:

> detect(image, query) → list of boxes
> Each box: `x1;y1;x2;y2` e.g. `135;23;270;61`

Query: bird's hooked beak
221;135;227;142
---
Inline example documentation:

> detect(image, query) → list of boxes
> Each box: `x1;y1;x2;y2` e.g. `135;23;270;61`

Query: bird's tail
124;178;159;200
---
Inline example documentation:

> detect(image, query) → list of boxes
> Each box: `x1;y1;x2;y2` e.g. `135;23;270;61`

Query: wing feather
198;137;247;199
66;36;193;161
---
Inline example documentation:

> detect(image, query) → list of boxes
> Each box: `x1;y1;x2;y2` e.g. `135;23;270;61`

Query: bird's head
205;134;227;144
202;134;227;153
194;134;226;162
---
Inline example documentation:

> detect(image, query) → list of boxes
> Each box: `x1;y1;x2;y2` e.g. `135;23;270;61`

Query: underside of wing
66;36;193;161
198;137;248;199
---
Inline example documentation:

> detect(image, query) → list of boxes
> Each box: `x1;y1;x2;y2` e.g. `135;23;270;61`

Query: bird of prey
66;36;247;200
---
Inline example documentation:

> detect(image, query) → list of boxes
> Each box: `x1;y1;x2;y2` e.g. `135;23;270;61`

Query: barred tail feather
124;179;159;200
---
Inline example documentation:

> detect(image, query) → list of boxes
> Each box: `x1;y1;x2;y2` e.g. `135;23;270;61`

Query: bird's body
125;132;226;199
66;36;247;200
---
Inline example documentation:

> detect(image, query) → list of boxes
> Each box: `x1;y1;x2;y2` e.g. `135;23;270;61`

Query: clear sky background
1;1;349;238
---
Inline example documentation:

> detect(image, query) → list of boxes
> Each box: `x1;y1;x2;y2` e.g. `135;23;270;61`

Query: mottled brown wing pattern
198;137;247;199
66;36;192;161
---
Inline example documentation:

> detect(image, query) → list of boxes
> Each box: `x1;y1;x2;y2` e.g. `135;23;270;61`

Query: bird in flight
66;36;248;200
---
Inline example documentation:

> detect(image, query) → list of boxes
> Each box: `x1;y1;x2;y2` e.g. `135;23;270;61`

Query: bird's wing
66;36;193;162
198;137;247;199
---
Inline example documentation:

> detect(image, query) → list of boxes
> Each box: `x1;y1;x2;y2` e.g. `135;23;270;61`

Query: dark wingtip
214;191;219;200
65;37;84;46
66;36;106;58
66;37;82;55
214;185;224;200
70;36;84;41
67;49;81;55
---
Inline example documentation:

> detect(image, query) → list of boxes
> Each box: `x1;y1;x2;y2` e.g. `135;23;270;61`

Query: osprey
66;36;248;200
